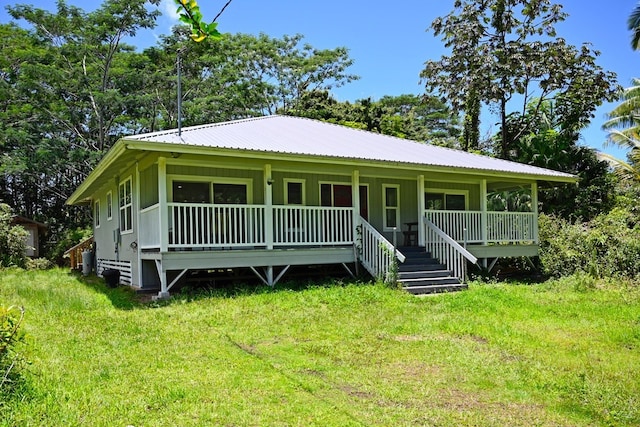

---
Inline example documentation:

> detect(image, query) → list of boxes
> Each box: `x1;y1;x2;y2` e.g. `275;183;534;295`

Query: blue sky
2;0;639;159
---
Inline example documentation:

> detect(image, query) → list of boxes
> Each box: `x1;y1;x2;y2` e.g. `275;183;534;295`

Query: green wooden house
67;115;576;297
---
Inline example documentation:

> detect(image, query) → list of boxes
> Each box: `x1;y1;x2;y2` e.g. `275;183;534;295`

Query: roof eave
122;139;578;183
66;140;128;206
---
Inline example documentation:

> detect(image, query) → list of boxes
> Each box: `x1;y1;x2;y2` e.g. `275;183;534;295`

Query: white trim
106;191;113;221
118;176;134;234
284;178;306;205
382;184;400;232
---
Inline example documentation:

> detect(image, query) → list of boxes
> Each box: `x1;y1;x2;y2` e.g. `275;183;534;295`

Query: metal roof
125;115;574;179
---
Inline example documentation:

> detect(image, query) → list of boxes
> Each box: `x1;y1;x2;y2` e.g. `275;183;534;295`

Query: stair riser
403;284;468;295
400;278;461;287
398;264;447;272
398;270;453;279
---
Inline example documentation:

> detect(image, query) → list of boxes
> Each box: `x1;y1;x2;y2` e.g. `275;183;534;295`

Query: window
285;179;305;205
173;181;210;203
94;200;100;228
119;177;133;233
383;184;400;230
425;191;467;211
213;183;247;204
106;191;113;220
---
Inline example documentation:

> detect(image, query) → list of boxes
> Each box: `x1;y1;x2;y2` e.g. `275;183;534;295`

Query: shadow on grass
69;270;142;310
70;268;375;310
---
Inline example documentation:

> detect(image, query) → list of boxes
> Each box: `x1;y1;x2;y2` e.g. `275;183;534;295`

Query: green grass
1;268;639;426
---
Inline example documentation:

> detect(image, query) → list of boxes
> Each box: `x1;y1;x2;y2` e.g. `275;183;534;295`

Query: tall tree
601;79;640;183
421;0;618;158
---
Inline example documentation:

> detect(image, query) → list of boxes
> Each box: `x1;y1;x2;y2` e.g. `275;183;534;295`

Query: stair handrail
357;217;405;281
424;218;478;281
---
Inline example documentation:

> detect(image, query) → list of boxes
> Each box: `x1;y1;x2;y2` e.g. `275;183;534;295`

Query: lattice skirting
97;259;133;285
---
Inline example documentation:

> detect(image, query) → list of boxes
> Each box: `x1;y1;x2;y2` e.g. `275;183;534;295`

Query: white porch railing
273;206;353;246
168;203;266;248
358;219;406;282
138;203;356;250
424;210;537;244
424;219;478;281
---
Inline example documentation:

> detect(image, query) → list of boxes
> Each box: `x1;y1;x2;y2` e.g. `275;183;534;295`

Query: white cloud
161;0;181;22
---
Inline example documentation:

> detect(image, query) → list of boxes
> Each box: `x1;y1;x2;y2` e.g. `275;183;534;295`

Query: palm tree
601;78;640;183
630;3;640;49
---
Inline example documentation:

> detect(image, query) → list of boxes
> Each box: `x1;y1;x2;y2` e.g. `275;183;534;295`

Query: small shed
11;215;47;257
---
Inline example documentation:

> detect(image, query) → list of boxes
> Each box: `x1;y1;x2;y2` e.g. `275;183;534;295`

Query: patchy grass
1;268;639;426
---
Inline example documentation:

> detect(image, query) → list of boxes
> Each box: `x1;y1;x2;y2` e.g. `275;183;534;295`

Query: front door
320;183;369;220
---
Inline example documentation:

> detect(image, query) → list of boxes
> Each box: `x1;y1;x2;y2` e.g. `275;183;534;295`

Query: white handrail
358;218;405;281
424;218;477;281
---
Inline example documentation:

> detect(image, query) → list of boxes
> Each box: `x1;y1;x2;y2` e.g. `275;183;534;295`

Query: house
67;115;576;298
11;215;47;258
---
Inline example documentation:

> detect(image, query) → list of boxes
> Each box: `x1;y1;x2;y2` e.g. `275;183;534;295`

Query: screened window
383;185;400;230
320;183;368;219
119;177;133;232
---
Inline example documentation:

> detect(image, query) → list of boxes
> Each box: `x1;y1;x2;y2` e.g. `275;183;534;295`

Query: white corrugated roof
125;115;574;179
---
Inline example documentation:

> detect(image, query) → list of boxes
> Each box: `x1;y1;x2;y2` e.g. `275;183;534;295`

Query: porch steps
397;246;467;295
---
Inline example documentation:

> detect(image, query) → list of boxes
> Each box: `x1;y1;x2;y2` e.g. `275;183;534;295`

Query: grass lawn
1;268;639;426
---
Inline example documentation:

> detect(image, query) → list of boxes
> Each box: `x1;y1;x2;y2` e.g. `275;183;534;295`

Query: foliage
173;0;228;42
48;226;93;266
1;2;357;250
538;208;640;279
287;92;461;145
25;258;53;270
601;78;640;184
1;268;640;425
0;305;25;397
422;0;618;156
0;204;28;269
502;101;616;221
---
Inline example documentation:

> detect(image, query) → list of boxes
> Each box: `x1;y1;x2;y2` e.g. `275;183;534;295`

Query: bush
49;226;93;266
0;204;28;269
539;208;640;279
0;305;25;395
26;258;53;270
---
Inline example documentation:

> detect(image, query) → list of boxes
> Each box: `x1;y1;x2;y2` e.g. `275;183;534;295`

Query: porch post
531;181;539;244
135;161;142;288
158;157;168;252
417;175;425;247
264;164;273;250
480;179;488;245
352;169;360;243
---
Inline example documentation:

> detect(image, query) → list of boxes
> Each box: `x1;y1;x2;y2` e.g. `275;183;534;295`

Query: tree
421;0;618;158
504;100;615;220
601;78;640;184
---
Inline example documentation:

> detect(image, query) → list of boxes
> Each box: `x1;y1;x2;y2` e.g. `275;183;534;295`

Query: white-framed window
168;175;253;204
94;199;100;228
284;179;305;205
106;191;113;220
119;176;133;233
319;181;369;220
383;184;400;231
425;189;468;211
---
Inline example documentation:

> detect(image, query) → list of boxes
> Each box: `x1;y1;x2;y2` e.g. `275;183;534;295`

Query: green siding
139;165;159;209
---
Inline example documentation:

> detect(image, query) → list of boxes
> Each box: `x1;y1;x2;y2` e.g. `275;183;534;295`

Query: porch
135;202;537;295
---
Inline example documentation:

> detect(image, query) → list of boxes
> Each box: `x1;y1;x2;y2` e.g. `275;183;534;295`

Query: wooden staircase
397;246;468;295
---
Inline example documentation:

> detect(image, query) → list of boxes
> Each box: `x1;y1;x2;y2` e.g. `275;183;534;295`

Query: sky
2;0;639;159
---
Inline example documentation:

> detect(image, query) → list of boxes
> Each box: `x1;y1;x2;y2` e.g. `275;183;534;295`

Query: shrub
26;258;53;270
539;208;640;279
0;305;25;395
0;204;28;269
